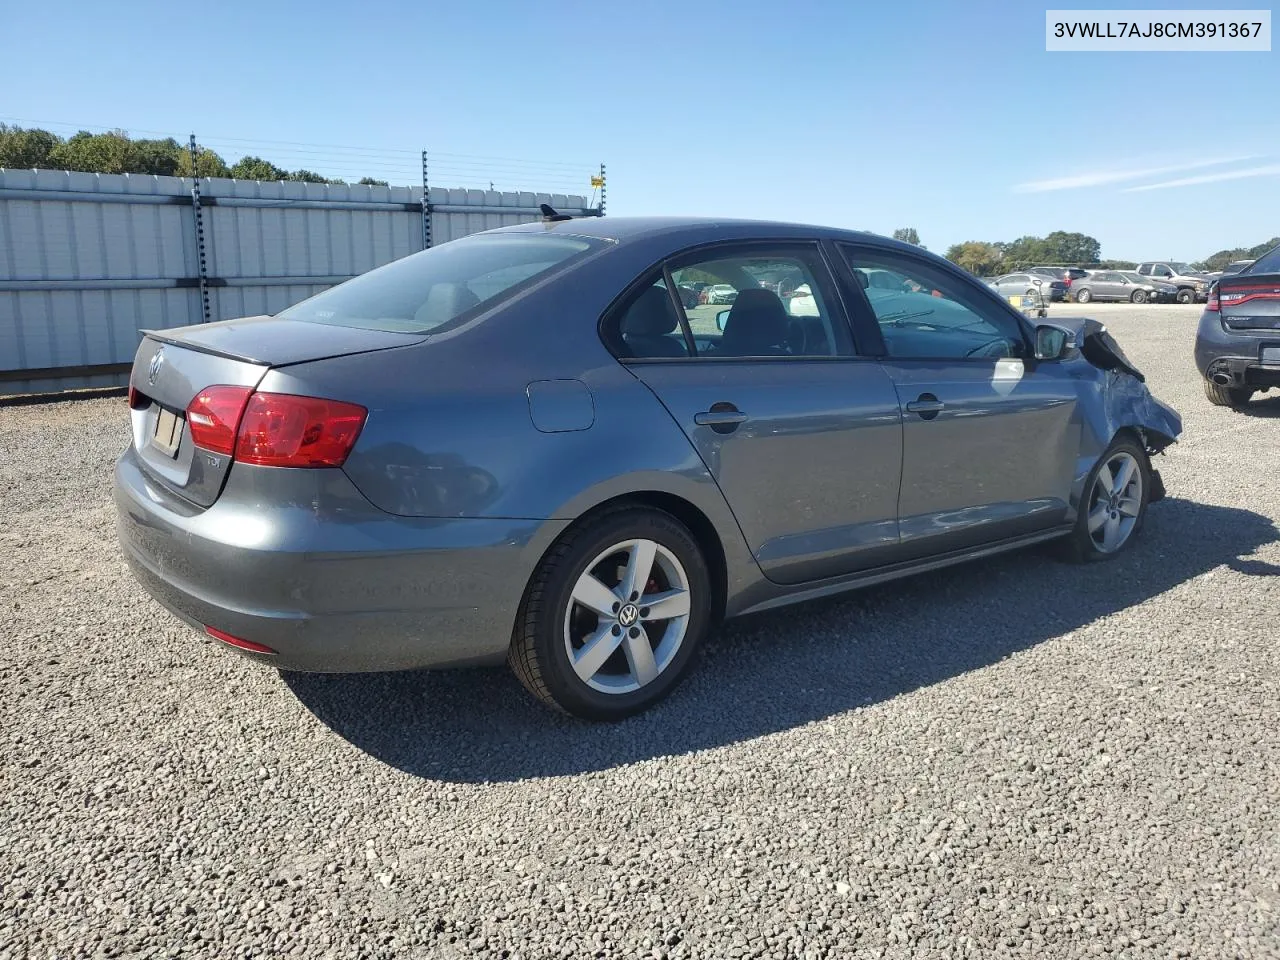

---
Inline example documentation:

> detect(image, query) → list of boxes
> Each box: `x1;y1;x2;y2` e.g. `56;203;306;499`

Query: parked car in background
1222;259;1256;277
1135;262;1210;303
990;272;1068;302
676;284;701;309
1029;266;1089;296
1071;271;1167;304
113;215;1182;720
1118;272;1179;302
706;283;738;304
1195;242;1280;408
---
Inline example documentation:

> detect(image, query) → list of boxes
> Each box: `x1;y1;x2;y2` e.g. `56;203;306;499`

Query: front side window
278;233;600;334
842;247;1026;361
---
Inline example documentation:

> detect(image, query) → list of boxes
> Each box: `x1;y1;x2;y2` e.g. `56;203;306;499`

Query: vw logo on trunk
147;349;164;386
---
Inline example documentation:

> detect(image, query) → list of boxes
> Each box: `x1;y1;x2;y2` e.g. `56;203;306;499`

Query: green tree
175;145;230;178
230;156;289;181
1043;230;1101;265
944;241;1003;276
130;137;184;176
286;169;331;183
892;227;921;245
1196;237;1280;271
358;176;389;186
47;130;139;174
0;124;58;168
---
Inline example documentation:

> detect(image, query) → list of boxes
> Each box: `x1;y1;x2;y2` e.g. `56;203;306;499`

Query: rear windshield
1244;246;1280;275
277;233;602;334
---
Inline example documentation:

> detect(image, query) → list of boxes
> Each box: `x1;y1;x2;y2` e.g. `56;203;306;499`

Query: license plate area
152;407;183;458
1261;346;1280;367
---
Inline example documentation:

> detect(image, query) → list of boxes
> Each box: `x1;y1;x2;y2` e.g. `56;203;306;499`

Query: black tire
1176;288;1194;304
508;507;712;720
1203;378;1254;408
1061;435;1151;563
1074;287;1092;304
1130;290;1147;304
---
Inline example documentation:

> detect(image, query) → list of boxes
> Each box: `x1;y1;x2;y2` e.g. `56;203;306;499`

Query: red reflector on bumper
205;625;277;655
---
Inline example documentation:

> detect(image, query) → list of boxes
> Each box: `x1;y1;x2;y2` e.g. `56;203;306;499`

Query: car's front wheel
1063;436;1150;562
1203;378;1254;408
1176;288;1195;304
509;507;712;720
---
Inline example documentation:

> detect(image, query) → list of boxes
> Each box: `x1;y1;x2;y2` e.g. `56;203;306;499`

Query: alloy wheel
563;538;692;694
1087;451;1144;553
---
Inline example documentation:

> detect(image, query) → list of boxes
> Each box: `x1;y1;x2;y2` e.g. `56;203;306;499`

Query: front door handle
694;404;748;433
905;394;945;420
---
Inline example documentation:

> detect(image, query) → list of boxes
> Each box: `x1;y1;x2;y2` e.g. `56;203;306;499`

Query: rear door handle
694;410;748;426
694;405;748;433
905;394;945;420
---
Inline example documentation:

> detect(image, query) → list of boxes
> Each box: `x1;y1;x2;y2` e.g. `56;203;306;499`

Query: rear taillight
1207;287;1219;311
235;393;367;468
127;386;146;409
1064;277;1072;288
205;625;277;655
185;385;254;456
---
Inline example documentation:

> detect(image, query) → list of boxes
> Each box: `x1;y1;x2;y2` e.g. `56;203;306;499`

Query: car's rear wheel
1203;378;1254;408
1130;289;1147;304
509;507;711;720
1176;288;1195;304
1062;436;1150;563
1075;287;1092;304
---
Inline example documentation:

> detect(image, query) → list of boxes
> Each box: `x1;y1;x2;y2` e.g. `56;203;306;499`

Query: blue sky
3;0;1276;261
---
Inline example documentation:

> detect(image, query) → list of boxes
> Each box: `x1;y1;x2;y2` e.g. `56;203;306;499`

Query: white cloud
1013;156;1258;193
1123;163;1280;192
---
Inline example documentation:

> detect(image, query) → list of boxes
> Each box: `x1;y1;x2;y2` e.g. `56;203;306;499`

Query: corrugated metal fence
0;169;599;395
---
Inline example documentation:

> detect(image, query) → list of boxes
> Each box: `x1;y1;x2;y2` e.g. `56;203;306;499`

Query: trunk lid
127;318;424;507
1217;273;1280;331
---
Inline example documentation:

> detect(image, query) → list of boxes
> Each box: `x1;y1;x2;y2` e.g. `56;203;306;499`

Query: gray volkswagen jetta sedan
115;216;1182;719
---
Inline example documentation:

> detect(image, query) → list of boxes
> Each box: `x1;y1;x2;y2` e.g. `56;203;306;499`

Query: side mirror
716;309;730;331
1034;324;1074;361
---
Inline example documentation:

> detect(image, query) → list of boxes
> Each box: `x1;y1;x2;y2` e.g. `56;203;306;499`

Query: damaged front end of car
1044;317;1183;504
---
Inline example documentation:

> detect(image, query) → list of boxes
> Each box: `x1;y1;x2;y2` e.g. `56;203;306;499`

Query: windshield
277;233;601;334
1243;246;1280;275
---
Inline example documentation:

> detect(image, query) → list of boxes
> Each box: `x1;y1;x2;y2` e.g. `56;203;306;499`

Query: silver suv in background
1135;262;1210;304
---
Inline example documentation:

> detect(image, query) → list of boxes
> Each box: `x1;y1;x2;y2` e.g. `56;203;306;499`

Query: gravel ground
2;303;1278;959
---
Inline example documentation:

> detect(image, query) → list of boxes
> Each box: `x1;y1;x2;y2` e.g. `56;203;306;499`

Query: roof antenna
540;203;572;222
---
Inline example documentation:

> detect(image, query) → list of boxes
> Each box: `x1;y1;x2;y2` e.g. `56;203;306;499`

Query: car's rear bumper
114;448;565;672
1195;312;1280;388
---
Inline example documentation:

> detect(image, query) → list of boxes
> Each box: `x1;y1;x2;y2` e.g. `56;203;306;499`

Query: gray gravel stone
1;304;1277;959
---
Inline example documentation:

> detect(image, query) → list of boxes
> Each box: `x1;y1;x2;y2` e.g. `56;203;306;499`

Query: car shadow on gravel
283;496;1278;783
1239;393;1280;418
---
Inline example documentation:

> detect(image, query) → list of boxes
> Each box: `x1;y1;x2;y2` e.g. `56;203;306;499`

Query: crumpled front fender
1054;317;1183;511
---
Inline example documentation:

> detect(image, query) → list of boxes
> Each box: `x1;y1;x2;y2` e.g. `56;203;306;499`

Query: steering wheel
964;338;1012;359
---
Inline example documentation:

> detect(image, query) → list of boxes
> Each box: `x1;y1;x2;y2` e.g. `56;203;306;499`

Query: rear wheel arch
522;491;729;627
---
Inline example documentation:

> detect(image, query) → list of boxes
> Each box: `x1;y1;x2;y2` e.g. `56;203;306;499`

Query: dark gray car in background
115;216;1183;720
1072;271;1167;304
1195;242;1280;408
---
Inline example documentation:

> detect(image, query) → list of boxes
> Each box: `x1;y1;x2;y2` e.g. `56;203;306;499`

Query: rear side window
278;234;600;334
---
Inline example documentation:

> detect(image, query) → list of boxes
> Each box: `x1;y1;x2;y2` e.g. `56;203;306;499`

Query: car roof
487;215;892;248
